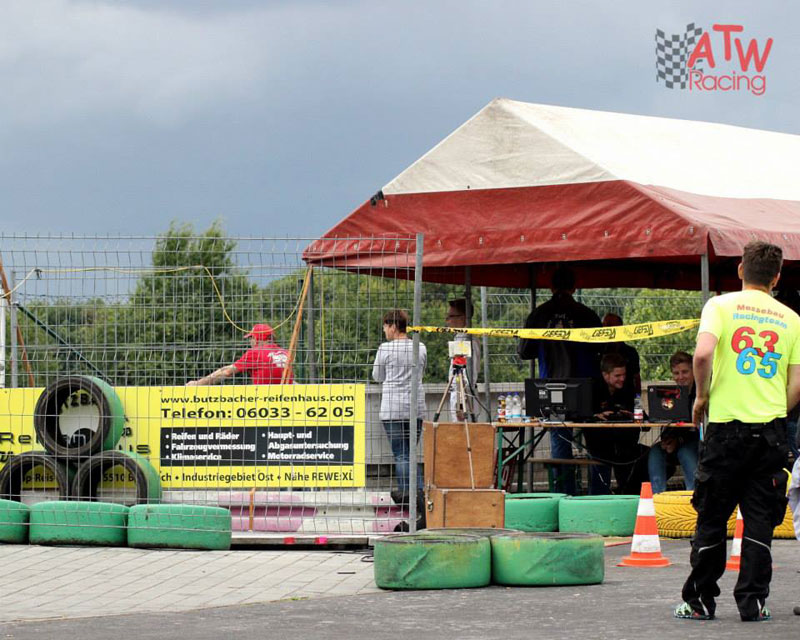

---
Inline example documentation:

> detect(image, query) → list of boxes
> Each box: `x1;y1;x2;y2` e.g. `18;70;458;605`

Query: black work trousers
681;420;789;619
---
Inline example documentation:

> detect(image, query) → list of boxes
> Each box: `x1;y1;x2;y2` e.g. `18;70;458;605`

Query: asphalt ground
1;539;799;639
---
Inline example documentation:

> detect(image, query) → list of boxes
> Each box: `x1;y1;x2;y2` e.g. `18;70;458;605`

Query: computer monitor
524;378;594;422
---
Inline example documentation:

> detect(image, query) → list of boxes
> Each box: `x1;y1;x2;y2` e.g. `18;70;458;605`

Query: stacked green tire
33;376;125;457
29;501;129;546
72;450;162;504
558;495;639;536
491;532;605;586
0;499;30;543
0;451;75;502
374;533;491;590
504;493;566;532
127;504;231;550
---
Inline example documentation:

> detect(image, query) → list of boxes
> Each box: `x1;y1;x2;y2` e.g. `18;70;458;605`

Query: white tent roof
384;98;800;200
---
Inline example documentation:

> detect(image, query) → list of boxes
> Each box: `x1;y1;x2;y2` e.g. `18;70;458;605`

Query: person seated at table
601;312;642;395
583;353;648;495
647;351;699;494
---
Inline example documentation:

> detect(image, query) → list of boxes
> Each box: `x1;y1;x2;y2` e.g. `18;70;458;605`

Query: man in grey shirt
372;309;427;507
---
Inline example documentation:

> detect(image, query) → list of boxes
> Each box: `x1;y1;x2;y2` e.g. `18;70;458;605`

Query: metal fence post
700;253;710;303
409;233;424;532
480;286;491;422
9;271;17;389
306;268;317;383
0;298;5;389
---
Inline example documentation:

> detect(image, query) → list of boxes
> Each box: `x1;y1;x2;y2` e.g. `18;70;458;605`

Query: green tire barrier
421;528;519;537
0;499;30;543
29;501;129;546
127;504;232;550
504;493;566;532
490;532;605;586
0;451;75;502
558;495;639;536
374;533;491;590
72;450;162;504
34;376;125;458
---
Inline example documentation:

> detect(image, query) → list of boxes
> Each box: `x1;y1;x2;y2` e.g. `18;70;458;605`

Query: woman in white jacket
372;309;426;507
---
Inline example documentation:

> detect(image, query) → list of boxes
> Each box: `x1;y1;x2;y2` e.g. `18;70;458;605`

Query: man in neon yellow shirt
675;241;800;622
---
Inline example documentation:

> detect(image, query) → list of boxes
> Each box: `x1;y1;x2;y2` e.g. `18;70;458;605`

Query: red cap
244;323;274;341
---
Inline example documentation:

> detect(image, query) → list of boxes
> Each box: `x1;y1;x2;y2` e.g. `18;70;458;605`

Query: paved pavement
0;544;379;622
1;539;800;639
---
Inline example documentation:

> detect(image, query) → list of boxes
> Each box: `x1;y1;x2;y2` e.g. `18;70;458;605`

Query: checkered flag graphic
655;23;703;89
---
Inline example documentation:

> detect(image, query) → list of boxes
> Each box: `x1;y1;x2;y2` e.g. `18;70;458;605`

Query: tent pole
480;286;491;422
701;254;710;303
529;287;537;379
464;267;472;327
408;233;424;532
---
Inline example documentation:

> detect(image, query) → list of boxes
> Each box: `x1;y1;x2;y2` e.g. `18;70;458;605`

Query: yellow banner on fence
0;384;366;489
409;318;700;343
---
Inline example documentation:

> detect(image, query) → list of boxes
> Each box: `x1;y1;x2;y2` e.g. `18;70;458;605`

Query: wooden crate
423;421;496;490
425;488;505;529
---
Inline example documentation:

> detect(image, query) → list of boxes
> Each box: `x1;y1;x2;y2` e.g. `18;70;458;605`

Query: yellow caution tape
409;318;700;343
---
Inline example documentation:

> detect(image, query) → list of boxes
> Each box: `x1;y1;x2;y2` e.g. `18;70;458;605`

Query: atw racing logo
656;23;773;95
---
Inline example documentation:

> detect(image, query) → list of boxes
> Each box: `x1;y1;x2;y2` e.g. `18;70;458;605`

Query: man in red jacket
187;323;293;385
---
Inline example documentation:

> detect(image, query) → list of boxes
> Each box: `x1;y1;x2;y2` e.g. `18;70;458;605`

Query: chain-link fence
0;230;706;538
0;231;428;539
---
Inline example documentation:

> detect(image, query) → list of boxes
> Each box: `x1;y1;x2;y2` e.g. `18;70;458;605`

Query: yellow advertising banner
0;384;366;489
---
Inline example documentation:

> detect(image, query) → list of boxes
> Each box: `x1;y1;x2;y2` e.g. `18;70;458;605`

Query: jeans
648;440;699;494
382;419;424;494
550;427;576;495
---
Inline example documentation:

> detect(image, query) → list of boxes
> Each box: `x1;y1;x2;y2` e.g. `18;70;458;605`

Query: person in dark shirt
518;266;601;495
600;313;642;395
583;353;646;495
648;351;699;493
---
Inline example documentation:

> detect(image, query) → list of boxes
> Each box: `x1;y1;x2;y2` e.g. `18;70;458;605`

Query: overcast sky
0;0;796;239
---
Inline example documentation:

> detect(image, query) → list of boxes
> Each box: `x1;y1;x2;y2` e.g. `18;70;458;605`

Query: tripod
432;357;477;422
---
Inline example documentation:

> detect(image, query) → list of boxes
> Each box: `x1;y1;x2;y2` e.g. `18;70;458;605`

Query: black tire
0;451;75;502
374;533;491;590
72;450;162;505
33;376;125;458
490;532;605;586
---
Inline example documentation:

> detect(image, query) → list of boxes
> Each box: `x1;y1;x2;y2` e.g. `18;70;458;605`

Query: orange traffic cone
726;507;743;571
618;482;671;567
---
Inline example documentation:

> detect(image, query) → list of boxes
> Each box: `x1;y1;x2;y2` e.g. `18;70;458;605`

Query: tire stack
0;376;231;550
653;489;797;539
374;528;605;589
504;493;640;537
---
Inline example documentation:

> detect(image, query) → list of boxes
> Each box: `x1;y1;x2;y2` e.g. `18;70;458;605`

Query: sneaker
674;602;714;620
740;606;771;622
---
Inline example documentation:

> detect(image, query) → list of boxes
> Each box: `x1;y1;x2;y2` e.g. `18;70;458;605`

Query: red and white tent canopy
304;98;800;290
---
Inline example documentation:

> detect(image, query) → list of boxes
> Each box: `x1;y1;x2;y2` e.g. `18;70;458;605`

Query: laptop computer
647;385;692;423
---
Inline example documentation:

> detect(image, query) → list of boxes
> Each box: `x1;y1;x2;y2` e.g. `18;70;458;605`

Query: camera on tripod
448;339;472;365
433;340;476;422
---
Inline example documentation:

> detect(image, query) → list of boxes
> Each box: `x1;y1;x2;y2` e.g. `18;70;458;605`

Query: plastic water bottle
496;395;506;423
510;393;522;422
633;394;644;424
